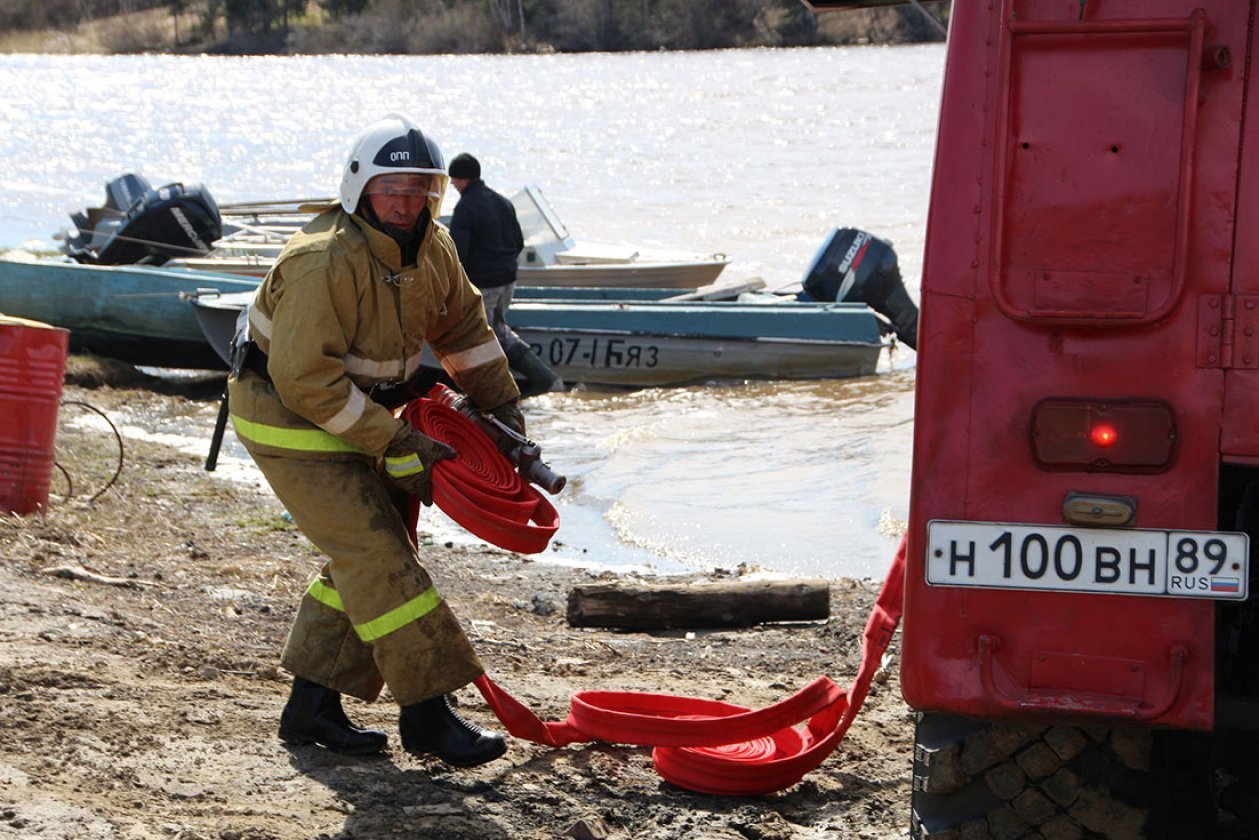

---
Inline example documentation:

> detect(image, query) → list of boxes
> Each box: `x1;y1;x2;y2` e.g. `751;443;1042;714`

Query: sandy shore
0;365;912;839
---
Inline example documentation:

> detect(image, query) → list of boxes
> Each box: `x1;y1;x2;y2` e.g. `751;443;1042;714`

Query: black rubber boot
278;676;388;755
509;346;565;398
399;695;508;767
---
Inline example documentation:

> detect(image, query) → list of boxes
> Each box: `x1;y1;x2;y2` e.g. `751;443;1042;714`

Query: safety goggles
364;174;435;197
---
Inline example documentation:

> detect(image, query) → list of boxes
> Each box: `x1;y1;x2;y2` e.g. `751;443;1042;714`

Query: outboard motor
800;227;919;350
63;174;223;266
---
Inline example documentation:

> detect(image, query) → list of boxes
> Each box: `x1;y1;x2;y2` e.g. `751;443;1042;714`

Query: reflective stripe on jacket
228;206;519;460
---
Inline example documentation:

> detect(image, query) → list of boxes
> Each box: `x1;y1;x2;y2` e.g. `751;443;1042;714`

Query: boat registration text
531;337;659;369
926;520;1250;600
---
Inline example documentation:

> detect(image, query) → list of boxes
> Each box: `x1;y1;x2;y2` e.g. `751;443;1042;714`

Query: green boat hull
508;299;887;387
0;257;259;369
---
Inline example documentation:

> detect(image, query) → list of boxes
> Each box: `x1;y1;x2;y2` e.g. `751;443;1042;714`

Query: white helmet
339;114;448;214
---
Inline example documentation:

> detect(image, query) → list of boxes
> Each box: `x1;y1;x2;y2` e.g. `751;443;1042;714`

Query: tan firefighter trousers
250;452;483;706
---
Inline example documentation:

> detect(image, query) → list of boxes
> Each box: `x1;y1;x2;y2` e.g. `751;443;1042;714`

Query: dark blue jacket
448;180;524;289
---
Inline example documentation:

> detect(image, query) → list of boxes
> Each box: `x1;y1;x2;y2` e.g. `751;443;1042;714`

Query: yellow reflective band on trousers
231;414;364;454
385;454;424;477
356;587;444;642
306;577;444;643
307;578;345;612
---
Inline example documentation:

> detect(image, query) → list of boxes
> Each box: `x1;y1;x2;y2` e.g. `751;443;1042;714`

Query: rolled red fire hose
401;393;905;795
401;396;558;554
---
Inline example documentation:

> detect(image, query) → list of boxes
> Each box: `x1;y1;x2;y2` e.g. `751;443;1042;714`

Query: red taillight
1089;422;1118;448
1031;399;1176;472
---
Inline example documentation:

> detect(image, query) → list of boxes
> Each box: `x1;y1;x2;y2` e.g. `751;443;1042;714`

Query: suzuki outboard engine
800;227;919;350
63;173;222;266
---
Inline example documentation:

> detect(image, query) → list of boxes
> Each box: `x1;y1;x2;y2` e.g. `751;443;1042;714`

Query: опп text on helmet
390;151;411;163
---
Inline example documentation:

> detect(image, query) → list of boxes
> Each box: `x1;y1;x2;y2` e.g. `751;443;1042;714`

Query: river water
0;46;944;579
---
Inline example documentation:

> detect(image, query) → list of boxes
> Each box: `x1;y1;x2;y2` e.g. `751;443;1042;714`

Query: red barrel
0;316;69;515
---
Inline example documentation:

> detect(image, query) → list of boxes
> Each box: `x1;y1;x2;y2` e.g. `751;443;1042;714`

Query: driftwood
41;565;159;589
566;578;830;630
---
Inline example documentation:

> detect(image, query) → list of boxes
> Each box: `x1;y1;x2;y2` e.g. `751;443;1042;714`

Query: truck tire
910;712;1158;840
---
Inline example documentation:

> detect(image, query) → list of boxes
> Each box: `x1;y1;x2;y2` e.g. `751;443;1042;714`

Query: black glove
487;400;526;438
384;422;457;506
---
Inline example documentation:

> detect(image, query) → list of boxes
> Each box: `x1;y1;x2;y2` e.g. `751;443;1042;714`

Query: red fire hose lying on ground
402;393;906;796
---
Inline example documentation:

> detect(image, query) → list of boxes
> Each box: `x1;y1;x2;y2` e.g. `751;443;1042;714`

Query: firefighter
227;113;523;767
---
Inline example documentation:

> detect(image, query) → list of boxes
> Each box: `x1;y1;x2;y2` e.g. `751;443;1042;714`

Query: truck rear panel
903;0;1256;731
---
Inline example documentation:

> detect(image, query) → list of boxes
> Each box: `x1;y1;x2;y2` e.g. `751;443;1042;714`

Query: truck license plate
927;520;1250;600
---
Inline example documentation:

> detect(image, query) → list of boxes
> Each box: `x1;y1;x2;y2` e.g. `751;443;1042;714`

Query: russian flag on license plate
1212;577;1241;593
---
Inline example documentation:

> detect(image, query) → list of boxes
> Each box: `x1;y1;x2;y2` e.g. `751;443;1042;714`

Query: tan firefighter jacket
229;206;519;461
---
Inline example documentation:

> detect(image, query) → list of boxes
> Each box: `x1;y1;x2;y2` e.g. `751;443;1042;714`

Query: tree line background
0;0;949;54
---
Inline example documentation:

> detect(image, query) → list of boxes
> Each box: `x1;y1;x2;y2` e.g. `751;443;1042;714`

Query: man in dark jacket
448;153;563;396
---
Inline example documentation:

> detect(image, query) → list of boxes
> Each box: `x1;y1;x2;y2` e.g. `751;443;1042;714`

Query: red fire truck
811;1;1259;836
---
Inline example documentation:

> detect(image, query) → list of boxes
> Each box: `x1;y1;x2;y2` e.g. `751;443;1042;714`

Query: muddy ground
0;359;913;839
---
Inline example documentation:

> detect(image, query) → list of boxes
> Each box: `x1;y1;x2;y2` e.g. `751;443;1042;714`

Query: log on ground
566;578;830;630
